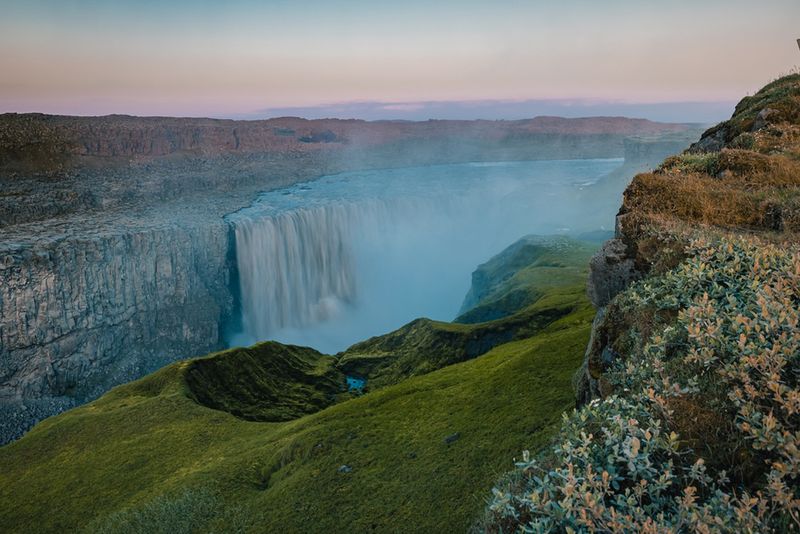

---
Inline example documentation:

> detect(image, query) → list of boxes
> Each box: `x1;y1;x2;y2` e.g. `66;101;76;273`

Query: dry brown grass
620;75;800;243
622;144;800;236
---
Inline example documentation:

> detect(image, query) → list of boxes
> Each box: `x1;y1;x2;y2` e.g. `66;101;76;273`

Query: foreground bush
483;237;800;532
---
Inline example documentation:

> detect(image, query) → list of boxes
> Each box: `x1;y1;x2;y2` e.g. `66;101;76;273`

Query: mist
226;158;622;354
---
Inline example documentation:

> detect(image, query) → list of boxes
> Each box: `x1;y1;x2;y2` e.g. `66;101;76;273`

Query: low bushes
483;237;800;532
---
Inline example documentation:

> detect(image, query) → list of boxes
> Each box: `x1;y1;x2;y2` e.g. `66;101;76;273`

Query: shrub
660;152;720;175
483;237;800;532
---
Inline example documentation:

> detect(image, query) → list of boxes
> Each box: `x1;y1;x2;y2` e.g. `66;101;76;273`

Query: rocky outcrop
575;235;642;406
586;238;639;308
575;73;800;407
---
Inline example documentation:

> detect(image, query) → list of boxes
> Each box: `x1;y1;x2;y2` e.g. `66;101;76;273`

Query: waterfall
228;158;623;350
231;190;446;344
234;204;362;340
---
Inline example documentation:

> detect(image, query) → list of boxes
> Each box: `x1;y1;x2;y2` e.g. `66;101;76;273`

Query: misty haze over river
227;158;622;353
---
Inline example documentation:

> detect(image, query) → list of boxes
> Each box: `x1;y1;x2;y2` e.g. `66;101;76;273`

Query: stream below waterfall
225;158;622;353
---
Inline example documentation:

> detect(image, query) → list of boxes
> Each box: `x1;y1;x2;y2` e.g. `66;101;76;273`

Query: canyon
0;113;700;444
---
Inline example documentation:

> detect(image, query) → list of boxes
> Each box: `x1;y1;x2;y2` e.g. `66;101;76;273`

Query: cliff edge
483;74;800;532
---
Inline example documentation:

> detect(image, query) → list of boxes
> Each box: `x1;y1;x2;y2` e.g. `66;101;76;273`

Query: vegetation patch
339;236;595;389
483;236;800;532
88;489;253;534
482;74;800;533
621;74;800;242
185;342;346;422
456;236;595;324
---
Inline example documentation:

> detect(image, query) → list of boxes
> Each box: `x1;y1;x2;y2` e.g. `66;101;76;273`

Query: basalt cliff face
0;220;232;441
0;114;698;444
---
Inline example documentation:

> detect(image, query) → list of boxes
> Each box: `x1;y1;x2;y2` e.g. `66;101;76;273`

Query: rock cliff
0;211;233;443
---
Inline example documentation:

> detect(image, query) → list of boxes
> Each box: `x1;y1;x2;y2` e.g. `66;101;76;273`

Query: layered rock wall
0;220;233;442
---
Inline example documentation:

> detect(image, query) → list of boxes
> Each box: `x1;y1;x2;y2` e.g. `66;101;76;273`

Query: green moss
0;294;592;533
185;342;346;422
87;488;254;534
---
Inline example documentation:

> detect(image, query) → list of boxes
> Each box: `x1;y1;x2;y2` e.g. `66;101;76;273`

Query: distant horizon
1;0;797;121
240;98;736;124
1;97;735;125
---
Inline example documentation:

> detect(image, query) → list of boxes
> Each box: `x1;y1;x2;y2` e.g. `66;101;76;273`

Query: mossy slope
185;342;346;422
456;235;594;323
337;236;594;390
0;237;597;533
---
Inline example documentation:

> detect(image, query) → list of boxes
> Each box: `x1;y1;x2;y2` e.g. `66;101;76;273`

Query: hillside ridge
0;234;598;532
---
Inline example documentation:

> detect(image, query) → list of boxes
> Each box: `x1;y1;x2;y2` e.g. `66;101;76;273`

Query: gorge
3;0;798;530
0;114;699;444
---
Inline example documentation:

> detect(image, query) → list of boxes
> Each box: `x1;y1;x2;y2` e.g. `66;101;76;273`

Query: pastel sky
1;0;798;120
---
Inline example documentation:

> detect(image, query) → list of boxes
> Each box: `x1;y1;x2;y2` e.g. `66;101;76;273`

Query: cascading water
234;205;358;339
227;158;624;353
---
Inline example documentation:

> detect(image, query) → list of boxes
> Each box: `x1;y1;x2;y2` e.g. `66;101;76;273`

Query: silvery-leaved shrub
483;237;799;533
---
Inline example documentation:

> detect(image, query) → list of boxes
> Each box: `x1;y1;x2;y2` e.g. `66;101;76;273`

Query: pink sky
1;0;798;118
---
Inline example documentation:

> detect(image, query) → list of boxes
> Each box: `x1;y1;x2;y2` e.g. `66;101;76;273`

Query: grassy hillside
0;236;597;533
339;286;588;390
455;236;595;324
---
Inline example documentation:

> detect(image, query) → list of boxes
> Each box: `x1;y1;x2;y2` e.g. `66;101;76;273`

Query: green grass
456;236;594;324
0;236;597;533
0;300;592;532
339;236;595;390
338;285;585;390
185;342;347;422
